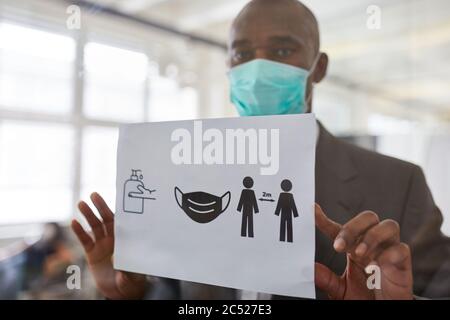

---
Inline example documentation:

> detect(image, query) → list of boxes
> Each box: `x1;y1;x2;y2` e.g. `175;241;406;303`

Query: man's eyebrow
231;39;251;48
230;36;306;49
268;36;304;46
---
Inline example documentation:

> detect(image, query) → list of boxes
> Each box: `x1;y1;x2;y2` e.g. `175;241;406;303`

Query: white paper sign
115;114;316;299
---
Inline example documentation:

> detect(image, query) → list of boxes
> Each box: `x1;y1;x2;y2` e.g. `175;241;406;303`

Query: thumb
315;204;341;240
121;271;146;283
116;271;147;299
315;262;345;300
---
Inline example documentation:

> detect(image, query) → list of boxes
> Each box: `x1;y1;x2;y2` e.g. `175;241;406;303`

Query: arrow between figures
259;198;275;202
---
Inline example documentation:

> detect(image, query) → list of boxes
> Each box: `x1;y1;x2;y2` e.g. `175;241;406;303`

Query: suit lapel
316;122;364;220
315;122;364;269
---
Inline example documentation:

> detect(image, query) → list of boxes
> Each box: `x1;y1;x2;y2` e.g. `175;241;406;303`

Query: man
72;0;450;299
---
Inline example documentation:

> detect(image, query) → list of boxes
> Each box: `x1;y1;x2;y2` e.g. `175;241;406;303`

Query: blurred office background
0;0;449;298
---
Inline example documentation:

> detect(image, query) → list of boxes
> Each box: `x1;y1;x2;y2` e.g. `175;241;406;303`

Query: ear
312;52;329;84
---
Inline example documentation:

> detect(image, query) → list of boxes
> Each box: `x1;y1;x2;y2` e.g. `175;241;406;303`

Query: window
83;42;148;122
0;23;75;114
80;126;119;209
0;21;199;228
0;121;74;224
368;114;415;136
147;75;199;122
368;114;422;164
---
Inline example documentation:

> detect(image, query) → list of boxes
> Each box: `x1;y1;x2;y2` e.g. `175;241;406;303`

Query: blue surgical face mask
228;56;320;116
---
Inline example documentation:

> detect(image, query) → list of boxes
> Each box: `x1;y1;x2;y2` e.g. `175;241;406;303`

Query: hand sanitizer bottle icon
124;170;145;214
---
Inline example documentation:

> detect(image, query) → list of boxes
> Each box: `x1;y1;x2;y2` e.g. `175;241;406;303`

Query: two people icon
237;177;299;242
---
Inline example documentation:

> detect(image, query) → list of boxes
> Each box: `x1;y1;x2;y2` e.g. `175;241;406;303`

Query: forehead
230;5;315;48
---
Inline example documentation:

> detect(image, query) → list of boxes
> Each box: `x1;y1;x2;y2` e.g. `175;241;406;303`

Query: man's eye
274;48;293;58
234;51;252;61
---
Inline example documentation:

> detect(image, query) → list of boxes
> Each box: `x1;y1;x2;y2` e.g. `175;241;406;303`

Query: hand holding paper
71;193;148;300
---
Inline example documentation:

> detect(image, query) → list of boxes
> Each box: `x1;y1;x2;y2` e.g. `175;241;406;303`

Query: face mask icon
174;187;231;223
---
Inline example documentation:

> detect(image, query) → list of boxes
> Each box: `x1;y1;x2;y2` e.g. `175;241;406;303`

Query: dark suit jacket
147;123;450;299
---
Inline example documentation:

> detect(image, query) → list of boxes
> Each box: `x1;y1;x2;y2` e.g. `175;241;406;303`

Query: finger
355;219;400;258
122;271;147;283
375;243;413;296
116;271;148;299
91;192;114;221
71;219;94;252
334;211;380;252
315;262;345;300
377;242;411;271
90;192;114;236
315;204;341;240
78;200;105;241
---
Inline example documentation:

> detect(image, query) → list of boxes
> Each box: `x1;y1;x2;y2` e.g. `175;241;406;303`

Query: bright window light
80;126;119;212
83;42;148;122
0;23;75;61
0;22;75;114
0;121;74;225
147;75;199;122
0;22;198;228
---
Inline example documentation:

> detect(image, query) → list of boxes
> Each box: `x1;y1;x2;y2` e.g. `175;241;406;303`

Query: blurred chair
0;223;81;299
0;240;34;299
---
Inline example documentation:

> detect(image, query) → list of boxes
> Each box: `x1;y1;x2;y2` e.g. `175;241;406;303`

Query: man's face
228;2;319;70
227;1;328;112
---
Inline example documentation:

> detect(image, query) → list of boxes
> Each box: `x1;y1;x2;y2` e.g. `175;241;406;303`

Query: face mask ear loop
305;88;314;106
174;187;183;208
305;53;322;106
220;191;231;213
